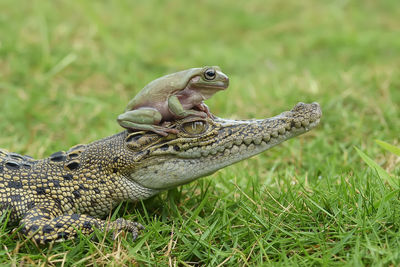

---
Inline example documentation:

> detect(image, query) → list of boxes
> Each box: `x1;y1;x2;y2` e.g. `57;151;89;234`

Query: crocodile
0;102;321;244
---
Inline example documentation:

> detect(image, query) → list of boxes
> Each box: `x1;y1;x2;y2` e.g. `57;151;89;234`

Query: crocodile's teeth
231;145;239;154
224;141;233;149
244;137;252;145
234;139;242;146
261;141;267;146
302;120;309;127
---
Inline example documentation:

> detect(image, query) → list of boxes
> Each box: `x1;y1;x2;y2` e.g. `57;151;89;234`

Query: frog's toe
153;129;169;137
164;128;179;134
152;126;179;136
192;110;208;118
200;112;208;118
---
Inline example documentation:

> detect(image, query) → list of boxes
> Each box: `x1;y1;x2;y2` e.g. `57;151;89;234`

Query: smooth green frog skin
117;66;229;136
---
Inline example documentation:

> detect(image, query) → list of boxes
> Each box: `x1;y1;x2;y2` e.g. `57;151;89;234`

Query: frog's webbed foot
110;218;145;241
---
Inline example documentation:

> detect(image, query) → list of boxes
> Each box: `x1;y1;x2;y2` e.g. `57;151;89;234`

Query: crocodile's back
0;131;156;227
0;148;67;222
0;141;115;224
1;149;36;222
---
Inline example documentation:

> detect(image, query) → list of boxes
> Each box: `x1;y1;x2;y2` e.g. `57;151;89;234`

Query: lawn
0;0;399;265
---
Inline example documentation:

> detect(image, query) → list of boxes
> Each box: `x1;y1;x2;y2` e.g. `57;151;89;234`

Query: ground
0;0;399;265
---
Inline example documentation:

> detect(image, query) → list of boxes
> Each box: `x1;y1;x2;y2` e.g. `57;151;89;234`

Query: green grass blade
375;140;400;157
355;147;398;189
373;189;400;210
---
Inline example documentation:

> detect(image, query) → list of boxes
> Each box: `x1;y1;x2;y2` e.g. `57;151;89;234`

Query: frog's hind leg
117;108;178;136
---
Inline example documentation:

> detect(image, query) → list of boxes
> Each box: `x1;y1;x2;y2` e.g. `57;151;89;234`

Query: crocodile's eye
182;120;208;135
204;68;216;80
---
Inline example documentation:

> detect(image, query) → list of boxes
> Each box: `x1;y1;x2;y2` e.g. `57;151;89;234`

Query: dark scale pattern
0;132;150;244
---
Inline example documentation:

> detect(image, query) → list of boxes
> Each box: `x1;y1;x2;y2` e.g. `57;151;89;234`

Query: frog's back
126;68;201;110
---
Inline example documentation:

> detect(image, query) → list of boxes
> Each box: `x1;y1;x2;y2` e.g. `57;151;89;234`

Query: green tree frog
117;66;229;136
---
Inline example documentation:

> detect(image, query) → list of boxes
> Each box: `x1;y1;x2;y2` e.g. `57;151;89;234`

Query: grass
0;0;399;265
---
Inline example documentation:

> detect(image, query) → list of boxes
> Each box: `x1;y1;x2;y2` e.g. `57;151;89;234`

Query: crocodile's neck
80;102;321;198
68;132;156;200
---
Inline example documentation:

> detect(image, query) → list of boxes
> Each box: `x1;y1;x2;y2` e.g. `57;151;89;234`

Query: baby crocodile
0;102;321;244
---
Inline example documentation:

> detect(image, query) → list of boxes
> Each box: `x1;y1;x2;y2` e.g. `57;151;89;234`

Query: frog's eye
204;68;216;80
181;120;208;135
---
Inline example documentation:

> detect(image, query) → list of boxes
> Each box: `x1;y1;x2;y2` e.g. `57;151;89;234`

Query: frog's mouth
195;82;228;90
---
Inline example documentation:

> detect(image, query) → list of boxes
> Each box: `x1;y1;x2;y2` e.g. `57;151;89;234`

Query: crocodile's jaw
127;102;322;191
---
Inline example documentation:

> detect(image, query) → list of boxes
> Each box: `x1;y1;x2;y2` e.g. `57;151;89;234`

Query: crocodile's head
123;102;322;190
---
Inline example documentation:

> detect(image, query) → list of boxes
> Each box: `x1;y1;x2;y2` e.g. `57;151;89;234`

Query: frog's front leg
168;95;207;118
20;201;144;244
117;108;179;136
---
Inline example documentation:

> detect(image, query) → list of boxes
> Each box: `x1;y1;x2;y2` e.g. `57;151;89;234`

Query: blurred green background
0;0;399;265
0;0;398;153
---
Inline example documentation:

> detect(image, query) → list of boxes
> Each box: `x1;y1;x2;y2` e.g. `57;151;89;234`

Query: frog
117;66;229;136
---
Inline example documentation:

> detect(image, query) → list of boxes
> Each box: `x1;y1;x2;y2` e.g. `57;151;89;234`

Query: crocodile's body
0;102;321;244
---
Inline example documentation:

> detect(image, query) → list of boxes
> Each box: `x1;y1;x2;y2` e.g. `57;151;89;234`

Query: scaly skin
0;102;321;244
